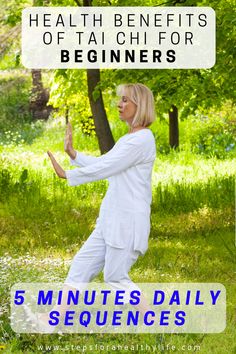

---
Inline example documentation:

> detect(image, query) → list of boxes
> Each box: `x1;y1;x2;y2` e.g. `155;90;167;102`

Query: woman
48;83;155;287
37;83;156;330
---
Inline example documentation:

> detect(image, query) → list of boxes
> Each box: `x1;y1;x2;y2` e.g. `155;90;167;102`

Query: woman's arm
65;122;100;167
70;151;101;167
48;134;154;185
64;123;76;160
65;135;145;186
47;151;66;179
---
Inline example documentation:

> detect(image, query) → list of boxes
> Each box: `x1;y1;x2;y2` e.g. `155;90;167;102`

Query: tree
7;0;233;150
99;0;236;149
48;0;115;153
30;69;53;120
83;0;115;153
0;0;52;120
169;105;179;148
28;0;53;120
87;69;115;153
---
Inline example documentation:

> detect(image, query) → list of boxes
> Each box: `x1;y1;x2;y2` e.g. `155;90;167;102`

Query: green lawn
0;117;235;353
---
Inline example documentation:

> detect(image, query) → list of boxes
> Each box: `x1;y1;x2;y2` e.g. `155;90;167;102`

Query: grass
0;112;236;352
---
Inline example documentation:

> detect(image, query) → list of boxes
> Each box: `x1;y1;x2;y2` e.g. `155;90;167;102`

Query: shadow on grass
152;175;235;215
135;206;235;284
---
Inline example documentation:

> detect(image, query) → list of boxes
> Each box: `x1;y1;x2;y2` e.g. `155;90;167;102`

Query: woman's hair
117;83;156;128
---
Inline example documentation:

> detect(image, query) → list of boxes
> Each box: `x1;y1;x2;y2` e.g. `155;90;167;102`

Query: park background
0;0;235;352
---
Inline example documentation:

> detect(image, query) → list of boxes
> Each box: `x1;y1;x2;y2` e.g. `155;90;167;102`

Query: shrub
0;73;32;131
181;107;236;159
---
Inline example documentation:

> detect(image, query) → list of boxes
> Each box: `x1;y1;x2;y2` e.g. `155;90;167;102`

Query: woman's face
117;94;137;126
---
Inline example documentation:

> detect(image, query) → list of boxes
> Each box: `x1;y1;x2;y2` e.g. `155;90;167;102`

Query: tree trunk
30;69;52;120
82;0;114;154
168;105;179;149
29;0;52;120
87;69;115;153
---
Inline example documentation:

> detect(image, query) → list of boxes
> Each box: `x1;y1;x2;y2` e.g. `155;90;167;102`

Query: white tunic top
65;129;156;255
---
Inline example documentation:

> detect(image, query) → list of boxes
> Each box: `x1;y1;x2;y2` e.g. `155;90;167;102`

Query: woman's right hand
64;122;76;159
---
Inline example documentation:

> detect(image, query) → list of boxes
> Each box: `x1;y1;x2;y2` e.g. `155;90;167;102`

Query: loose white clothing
65;129;156;255
65;220;140;293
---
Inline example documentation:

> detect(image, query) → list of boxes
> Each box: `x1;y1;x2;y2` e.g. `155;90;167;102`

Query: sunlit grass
0;110;235;353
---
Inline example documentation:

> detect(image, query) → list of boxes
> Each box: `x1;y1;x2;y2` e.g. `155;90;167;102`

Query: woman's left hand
47;151;66;179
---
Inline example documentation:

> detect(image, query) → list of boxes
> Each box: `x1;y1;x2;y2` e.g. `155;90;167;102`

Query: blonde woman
35;83;156;330
48;84;156;287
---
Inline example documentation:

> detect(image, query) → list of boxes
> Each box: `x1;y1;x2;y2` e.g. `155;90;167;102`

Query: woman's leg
65;227;106;287
38;226;106;325
103;244;152;317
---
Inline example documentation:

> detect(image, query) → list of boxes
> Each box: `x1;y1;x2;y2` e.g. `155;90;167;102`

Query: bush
0;73;47;146
182;108;236;159
0;73;32;130
0;121;45;147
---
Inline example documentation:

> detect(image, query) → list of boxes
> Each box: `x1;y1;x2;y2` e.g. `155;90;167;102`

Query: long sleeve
70;151;101;167
65;135;144;186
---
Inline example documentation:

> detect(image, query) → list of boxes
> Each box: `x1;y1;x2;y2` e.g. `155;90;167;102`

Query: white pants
65;222;141;290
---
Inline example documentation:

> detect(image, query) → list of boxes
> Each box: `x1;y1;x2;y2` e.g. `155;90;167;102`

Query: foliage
0;121;45;147
0;72;47;146
0;0;31;27
1;0;234;150
99;0;236;119
178;104;236;158
0;72;32;130
1;66;236;159
0;49;21;71
187;113;236;159
49;69;96;134
77;115;96;136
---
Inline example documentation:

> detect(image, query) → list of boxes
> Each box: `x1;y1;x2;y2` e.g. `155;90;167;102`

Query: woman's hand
64;122;76;159
47;151;66;179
